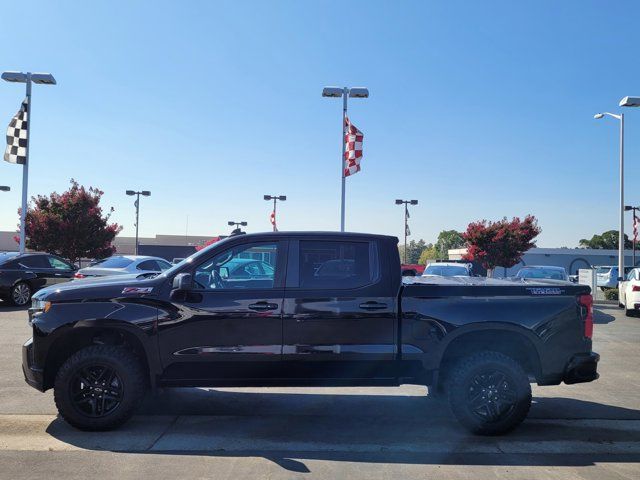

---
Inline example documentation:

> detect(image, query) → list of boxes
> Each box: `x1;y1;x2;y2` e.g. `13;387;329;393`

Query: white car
619;267;640;316
74;255;172;279
422;262;472;277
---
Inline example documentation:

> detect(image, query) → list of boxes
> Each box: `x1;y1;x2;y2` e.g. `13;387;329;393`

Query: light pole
594;112;624;281
126;190;151;255
322;86;369;232
264;195;286;231
395;199;418;264
228;221;247;235
0;186;9;192
625;205;639;267
2;71;56;254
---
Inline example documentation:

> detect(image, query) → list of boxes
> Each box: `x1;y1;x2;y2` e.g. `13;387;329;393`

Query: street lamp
620;97;640;107
228;221;247;235
594;112;625;281
126;190;151;255
322;85;369;232
263;195;286;231
625;205;640;267
395;199;418;264
0;186;10;192
2;71;56;254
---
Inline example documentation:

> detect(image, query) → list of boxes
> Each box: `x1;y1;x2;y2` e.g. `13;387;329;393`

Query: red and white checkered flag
344;116;363;177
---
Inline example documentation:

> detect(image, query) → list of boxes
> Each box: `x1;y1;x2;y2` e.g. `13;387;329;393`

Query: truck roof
228;231;399;242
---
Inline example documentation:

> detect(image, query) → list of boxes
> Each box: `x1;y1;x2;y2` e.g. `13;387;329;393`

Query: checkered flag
344;116;363;177
4;97;29;165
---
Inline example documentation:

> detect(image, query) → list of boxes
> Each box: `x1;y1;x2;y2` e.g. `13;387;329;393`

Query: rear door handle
359;302;388;310
248;302;279;311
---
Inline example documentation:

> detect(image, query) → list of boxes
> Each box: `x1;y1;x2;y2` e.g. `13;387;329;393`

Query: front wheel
54;345;146;431
448;351;531;435
10;282;32;306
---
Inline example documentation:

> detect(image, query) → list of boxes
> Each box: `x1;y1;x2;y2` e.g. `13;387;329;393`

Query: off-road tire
54;345;146;431
448;351;531;435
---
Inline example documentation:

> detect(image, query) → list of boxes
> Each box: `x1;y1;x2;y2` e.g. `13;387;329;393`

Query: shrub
604;288;619;301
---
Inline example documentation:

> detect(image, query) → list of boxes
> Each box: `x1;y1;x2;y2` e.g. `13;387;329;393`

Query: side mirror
172;272;193;291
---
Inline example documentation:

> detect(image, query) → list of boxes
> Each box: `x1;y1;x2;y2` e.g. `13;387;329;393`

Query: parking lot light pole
322;86;369;232
2;71;56;254
395;199;418;264
126;190;151;255
264;195;286;231
594;112;625;281
228;221;247;235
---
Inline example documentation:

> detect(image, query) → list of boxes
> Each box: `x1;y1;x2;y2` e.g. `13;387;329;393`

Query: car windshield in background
424;265;469;276
517;268;566;280
92;257;134;268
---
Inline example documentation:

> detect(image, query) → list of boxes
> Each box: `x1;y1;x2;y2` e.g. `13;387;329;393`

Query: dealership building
448;247;638;277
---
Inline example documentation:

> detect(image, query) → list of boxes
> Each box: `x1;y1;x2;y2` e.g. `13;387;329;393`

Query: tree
21;179;122;263
398;239;427;264
579;230;632;250
418;244;439;264
434;230;465;258
462;215;541;277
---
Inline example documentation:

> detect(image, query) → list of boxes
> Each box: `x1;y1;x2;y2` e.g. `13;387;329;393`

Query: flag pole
340;87;348;232
19;73;32;255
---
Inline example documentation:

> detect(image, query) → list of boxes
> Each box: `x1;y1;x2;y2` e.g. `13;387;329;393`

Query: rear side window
93;257;134;268
299;240;379;289
137;260;160;271
19;255;50;268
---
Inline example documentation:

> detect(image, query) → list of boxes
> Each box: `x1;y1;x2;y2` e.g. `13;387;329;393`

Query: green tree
418;244;440;264
22;179;122;263
579;230;632;250
434;230;465;258
399;239;427;264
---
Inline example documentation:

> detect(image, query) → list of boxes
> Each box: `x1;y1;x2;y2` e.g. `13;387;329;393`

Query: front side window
93;257;134;268
299;240;377;289
48;256;73;270
19;255;49;268
137;260;160;271
194;243;278;290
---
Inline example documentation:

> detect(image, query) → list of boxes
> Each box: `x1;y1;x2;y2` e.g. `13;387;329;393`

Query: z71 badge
526;287;563;295
121;287;154;294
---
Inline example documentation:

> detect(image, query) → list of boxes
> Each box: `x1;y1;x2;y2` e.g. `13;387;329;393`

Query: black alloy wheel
69;364;124;417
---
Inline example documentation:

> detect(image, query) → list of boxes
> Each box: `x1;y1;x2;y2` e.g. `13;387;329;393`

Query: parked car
0;252;76;306
24;232;598;435
422;262;472;277
596;265;635;290
618;267;640;316
74;255;172;279
515;266;569;282
401;264;425;277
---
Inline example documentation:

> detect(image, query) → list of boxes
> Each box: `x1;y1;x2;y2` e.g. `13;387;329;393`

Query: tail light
633;285;640;292
73;272;85;279
579;294;593;339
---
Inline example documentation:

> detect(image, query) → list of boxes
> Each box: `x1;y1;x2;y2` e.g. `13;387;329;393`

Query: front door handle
248;302;279;311
359;302;388;310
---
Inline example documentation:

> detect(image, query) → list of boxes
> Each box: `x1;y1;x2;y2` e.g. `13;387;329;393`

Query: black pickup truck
23;232;599;435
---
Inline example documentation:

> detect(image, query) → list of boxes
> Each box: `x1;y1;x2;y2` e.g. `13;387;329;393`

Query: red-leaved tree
20;179;122;263
462;215;541;277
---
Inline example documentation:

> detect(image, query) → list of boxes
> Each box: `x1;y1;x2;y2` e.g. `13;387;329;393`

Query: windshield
423;265;469;276
517;268;566;280
91;257;134;268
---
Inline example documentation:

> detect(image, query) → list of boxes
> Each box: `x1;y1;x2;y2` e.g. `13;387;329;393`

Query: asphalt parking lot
0;302;638;479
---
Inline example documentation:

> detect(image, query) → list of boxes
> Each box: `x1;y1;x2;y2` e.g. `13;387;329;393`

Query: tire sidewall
11;282;31;306
54;346;144;431
449;353;531;435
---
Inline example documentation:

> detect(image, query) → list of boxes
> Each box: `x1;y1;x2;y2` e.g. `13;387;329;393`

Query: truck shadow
44;389;640;472
594;306;617;324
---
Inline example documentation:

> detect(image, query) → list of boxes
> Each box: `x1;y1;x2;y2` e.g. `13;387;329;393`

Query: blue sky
0;0;638;247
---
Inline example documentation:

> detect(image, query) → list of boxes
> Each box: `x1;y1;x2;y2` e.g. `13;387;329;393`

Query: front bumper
563;351;600;384
22;338;45;392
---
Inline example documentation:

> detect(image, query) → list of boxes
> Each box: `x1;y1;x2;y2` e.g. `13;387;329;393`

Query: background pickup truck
23;231;599;435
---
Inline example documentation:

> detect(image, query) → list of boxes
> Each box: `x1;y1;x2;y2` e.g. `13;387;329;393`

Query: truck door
281;237;397;378
157;240;287;380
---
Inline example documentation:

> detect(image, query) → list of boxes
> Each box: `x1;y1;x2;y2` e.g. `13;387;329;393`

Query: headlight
31;299;52;313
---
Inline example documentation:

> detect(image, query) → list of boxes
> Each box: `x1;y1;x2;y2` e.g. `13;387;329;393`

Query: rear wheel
54;345;146;431
448;351;531;435
625;308;635;317
10;282;32;306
